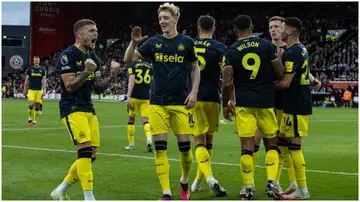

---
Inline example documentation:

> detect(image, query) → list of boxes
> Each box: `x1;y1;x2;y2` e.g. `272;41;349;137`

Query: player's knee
154;140;167;151
266;145;280;153
288;143;301;151
128;116;135;123
206;144;213;150
178;141;191;152
77;147;92;159
195;143;206;150
277;137;288;147
241;149;253;156
254;144;260;152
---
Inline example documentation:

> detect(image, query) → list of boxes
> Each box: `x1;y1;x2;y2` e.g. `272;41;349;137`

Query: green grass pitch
2;99;358;200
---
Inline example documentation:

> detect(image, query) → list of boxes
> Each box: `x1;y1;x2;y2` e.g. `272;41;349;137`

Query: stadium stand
2;2;358;107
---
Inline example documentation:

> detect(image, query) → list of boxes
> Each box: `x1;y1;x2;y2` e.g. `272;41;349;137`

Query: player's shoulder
89;51;101;63
289;42;305;51
59;45;76;62
178;34;194;41
252;37;272;47
209;38;226;50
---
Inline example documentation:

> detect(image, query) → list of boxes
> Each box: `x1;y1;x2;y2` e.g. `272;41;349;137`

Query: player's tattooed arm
185;62;200;109
93;61;121;94
221;65;235;120
309;73;321;90
62;59;96;93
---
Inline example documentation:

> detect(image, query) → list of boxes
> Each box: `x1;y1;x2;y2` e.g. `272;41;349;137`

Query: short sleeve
186;38;198;63
283;49;302;74
43;69;47;77
58;52;76;75
136;38;153;60
127;63;135;75
269;42;278;62
222;48;236;68
26;67;30;76
217;43;226;64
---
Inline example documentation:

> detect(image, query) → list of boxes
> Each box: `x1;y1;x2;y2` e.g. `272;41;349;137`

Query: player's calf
143;121;153;152
77;146;95;200
178;141;192;200
126;120;136;150
154;140;172;199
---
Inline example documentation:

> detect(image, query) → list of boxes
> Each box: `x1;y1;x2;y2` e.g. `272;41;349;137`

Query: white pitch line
2;125;140;131
2;145;357;176
3;118;357;131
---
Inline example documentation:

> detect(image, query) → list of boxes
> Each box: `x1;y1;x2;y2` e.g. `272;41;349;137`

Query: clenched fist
110;60;121;79
85;59;97;73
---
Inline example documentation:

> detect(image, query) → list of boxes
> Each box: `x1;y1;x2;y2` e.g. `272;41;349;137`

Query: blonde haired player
124;3;200;200
23;56;46;126
50;19;120;200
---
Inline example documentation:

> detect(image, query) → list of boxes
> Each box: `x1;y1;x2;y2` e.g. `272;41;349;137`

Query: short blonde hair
269;16;285;23
158;3;180;17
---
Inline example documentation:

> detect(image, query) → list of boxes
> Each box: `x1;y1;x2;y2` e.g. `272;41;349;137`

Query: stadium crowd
2;3;358;107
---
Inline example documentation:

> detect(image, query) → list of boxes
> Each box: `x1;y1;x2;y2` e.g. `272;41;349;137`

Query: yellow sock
289;146;307;188
252;144;260;181
207;148;213;159
33;109;39;122
144;122;152;138
284;150;297;184
265;147;279;181
155;148;170;191
195;145;212;180
77;158;93;191
195;144;213;181
65;160;79;185
276;138;288;182
28;107;34;120
127;123;135;144
240;151;253;186
180;149;193;180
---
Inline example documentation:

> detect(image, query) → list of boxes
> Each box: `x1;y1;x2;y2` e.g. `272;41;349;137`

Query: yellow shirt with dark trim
58;45;101;119
26;66;46;90
194;37;226;103
136;34;198;105
282;43;312;115
223;36;277;108
271;42;287;110
127;60;152;100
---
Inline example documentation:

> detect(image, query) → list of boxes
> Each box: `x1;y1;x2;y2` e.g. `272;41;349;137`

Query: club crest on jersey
156;44;162;49
178;43;185;51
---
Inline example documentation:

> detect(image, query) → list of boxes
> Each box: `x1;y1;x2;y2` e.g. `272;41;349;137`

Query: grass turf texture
2;99;358;200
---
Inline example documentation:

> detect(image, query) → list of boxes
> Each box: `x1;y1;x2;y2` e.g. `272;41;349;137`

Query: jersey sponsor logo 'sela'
155;53;184;63
31;73;43;77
